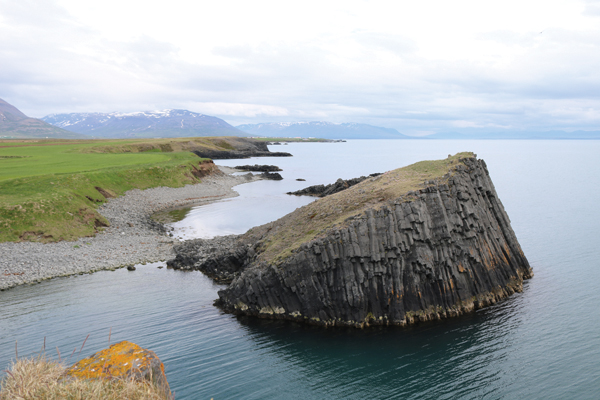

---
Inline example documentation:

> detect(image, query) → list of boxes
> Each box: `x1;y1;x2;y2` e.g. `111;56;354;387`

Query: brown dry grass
0;355;170;400
250;152;474;263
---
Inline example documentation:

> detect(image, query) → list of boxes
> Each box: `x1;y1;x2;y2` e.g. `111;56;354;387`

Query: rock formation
191;140;291;159
65;341;172;398
259;171;284;180
287;173;382;197
173;153;533;328
234;164;282;172
167;235;251;283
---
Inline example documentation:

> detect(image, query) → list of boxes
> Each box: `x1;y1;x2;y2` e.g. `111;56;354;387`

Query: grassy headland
246;152;474;263
0;137;250;242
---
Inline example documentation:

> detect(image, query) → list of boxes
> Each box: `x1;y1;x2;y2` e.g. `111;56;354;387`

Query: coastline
0;167;260;291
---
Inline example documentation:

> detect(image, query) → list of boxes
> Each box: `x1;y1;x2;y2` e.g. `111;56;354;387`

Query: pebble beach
0;168;259;290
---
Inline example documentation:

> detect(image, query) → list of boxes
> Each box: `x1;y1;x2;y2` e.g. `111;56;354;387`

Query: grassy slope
249;152;474;264
0;137;244;242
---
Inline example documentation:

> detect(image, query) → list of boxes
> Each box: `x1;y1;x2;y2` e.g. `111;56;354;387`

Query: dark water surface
2;140;600;399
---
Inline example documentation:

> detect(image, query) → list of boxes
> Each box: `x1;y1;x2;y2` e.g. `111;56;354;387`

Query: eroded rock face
167;235;251;283
65;341;172;398
214;156;532;327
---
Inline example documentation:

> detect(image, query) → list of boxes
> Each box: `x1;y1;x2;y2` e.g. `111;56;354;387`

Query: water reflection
169;181;314;240
233;292;527;400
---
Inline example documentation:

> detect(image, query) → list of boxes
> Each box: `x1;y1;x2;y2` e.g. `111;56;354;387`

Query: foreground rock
65;341;172;399
173;153;533;327
287;173;382;197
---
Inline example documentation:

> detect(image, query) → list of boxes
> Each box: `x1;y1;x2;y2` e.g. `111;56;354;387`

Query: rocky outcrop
167;235;251;283
234;164;282;172
174;154;533;327
65;341;172;399
191;138;292;158
287;173;382;197
191;141;291;159
259;172;283;180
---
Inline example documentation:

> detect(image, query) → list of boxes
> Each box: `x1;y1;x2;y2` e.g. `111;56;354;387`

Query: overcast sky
1;0;600;135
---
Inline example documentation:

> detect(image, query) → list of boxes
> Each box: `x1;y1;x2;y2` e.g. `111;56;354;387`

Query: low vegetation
0;355;168;400
248;152;474;263
0;137;247;242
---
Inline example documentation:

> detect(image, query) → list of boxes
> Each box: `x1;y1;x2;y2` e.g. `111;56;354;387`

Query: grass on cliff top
251;152;474;264
0;355;169;400
0;137;246;242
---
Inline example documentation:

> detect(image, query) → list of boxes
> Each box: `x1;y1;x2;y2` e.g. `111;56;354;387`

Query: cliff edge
174;153;533;327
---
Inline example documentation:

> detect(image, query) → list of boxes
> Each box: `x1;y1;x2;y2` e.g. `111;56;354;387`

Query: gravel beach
0;168;260;290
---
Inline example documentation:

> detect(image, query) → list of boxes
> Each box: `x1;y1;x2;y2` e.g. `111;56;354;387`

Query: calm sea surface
1;140;599;399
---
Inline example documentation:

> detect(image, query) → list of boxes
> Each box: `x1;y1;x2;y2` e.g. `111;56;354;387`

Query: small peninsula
170;153;533;327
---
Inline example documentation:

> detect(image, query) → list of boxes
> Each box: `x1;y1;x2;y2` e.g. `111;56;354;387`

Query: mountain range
236;121;411;139
42;109;248;139
3;97;599;140
0;98;85;139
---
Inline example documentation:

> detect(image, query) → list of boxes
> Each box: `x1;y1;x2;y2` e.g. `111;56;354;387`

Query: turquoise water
1;140;600;399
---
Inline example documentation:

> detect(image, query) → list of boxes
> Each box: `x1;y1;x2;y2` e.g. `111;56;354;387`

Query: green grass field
0;138;230;242
0;142;174;181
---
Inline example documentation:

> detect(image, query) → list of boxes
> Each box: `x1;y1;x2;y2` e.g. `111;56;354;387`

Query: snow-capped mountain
236;121;410;139
42;109;248;138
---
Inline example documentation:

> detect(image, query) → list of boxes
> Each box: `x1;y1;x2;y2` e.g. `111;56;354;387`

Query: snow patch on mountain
42;109;247;138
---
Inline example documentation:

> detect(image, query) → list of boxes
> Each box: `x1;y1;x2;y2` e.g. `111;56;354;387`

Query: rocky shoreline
0;167;261;291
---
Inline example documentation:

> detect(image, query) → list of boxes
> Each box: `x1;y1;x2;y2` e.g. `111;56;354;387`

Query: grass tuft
0;355;170;400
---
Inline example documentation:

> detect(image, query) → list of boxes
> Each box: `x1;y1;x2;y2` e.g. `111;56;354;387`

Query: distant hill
0;98;85;139
43;109;249;139
236;121;411;139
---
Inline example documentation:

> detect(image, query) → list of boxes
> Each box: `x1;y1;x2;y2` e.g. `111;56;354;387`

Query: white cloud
1;0;600;135
189;102;289;118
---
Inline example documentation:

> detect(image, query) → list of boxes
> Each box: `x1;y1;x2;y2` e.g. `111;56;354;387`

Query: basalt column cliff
201;153;532;327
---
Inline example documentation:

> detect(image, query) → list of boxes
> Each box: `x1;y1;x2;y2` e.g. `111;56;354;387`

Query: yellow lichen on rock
65;341;172;398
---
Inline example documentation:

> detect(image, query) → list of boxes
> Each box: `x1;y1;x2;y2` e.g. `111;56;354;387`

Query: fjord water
2;140;600;399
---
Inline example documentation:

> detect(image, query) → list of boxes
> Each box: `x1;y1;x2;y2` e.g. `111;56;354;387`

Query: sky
1;0;600;136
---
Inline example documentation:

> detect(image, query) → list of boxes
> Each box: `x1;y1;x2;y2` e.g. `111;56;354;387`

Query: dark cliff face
191;139;292;159
215;156;532;327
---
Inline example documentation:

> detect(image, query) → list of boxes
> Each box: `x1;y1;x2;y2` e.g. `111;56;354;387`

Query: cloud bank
1;0;600;136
